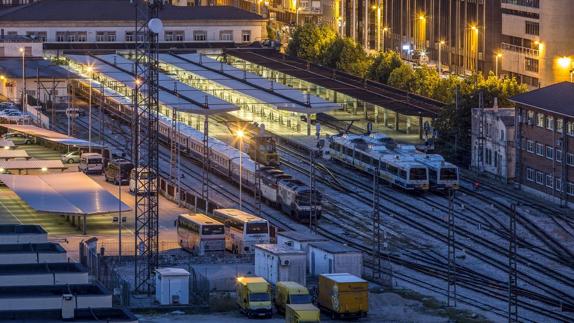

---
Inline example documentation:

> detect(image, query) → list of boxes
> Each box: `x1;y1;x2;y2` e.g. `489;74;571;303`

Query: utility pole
132;0;162;295
447;188;457;307
508;203;518;322
308;150;318;231
371;165;381;280
477;90;485;173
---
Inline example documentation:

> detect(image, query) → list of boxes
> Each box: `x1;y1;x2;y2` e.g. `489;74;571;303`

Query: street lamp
495;52;502;77
236;129;245;210
558;56;573;82
470;25;479;72
372;4;382;51
86;65;94;152
438;40;445;75
19;48;26;113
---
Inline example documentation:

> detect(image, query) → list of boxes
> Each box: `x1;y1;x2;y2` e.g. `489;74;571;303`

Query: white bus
210;209;270;254
177;213;225;255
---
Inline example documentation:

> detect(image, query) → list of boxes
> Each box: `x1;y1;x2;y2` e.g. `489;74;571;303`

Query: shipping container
318;273;368;319
255;244;307;286
308;241;362;277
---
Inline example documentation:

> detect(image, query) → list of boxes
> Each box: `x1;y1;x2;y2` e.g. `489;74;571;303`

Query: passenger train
157;114;322;223
328;133;459;192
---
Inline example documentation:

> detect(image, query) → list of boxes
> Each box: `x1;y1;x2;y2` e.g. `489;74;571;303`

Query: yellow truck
285;303;320;323
236;276;273;318
317;273;368;319
274;281;313;314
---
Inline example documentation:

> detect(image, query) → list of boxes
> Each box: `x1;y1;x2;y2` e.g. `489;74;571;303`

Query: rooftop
0;308;137;322
510;82;574;118
321;273;367;283
255;243;306;254
277;230;328;243
0;284;107;297
309;241;360;254
0;224;46;235
0;0;264;22
0;58;70;78
0;242;65;254
0;262;85;275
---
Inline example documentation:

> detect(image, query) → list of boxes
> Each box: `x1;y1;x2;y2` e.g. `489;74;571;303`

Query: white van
129;167;157;195
78;153;104;174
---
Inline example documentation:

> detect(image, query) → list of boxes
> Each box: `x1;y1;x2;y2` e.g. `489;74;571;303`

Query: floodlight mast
132;0;163;295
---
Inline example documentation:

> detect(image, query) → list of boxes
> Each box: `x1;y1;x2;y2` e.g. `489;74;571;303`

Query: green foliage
286;23;337;63
367;51;403;84
322;38;371;77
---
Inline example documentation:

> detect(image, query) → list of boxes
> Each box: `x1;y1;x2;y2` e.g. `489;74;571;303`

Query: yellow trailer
317;273;368;319
285;303;320;323
274;281;312;314
236;276;273;318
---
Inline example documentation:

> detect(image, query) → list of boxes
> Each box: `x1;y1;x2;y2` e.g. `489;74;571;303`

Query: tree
322;38;371;77
367;51;403;84
286;24;337;63
387;64;417;92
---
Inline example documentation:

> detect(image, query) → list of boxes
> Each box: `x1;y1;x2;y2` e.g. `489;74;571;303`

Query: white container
308;241;363;277
276;230;328;252
155;268;190;305
254;244;307;286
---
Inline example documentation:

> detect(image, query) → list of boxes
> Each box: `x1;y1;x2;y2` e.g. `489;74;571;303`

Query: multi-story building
501;0;574;88
471;103;516;182
512;82;574;206
0;0;267;49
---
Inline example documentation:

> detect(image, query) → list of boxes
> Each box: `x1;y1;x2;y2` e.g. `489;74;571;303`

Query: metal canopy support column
371;165;381;280
133;0;162;295
447;188;456;307
254;150;262;217
309;150;318;231
202;114;210;207
508;203;518;322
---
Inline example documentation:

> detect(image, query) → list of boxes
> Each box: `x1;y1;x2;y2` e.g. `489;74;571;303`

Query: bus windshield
409;168;427;180
440;168;458;180
202;225;224;235
246;222;268;235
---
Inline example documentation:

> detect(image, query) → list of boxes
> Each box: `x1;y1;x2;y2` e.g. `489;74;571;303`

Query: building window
526;168;535;182
500;130;504;141
125;31;144;42
219;30;233;41
557;118;563;133
165;30;184;42
26;31;47;42
556;178;562;192
546;175;553;188
526;140;535;153
535;143;544;156
567;153;574;166
96;31;116;42
527;110;534;124
568;182;574;196
56;32;66;42
525;58;539;73
545;116;554;130
535;171;544;185
485;148;492;165
525;21;540;36
193;31;207;41
241;30;251;42
536;113;544;127
568;122;574;136
556;149;562;162
546;146;554;160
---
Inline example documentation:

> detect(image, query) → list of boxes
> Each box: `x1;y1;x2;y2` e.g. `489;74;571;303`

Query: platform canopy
160;53;341;114
66;54;238;116
0;124;104;149
0;172;130;215
0;149;29;161
0;159;65;172
0;140;14;149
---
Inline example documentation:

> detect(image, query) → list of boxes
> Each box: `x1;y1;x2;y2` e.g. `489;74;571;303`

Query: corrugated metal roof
0;58;70;79
510;82;574;117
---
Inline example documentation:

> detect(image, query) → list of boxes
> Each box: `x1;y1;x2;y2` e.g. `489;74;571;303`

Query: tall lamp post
371;4;381;51
19;48;26;113
438;40;445;75
495;53;502;77
236;129;245;210
86;65;94;152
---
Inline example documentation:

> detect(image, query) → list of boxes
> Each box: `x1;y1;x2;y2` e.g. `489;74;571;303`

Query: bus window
246;222;268;234
409;168;427;180
202;225;224;235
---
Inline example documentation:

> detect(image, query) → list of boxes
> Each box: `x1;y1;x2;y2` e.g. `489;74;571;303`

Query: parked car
2;132;33;145
78;153;104;175
61;151;81;164
104;159;134;185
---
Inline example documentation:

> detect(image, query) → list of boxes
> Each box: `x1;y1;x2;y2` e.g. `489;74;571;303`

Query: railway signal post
508;203;518;322
447;188;457;307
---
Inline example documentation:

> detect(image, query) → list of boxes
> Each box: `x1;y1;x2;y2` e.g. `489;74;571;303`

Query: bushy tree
286;24;337;63
322;38;371;77
367;51;403;84
387;64;416;92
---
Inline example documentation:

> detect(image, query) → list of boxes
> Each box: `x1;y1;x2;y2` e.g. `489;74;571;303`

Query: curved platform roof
160;53;341;114
0;172;130;215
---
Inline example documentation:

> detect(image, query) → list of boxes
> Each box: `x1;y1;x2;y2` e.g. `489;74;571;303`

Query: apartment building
471;103;516;181
512;82;574;206
501;0;574;88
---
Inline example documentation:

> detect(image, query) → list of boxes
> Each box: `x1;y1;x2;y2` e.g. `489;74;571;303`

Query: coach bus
210;209;270;254
177;213;225;255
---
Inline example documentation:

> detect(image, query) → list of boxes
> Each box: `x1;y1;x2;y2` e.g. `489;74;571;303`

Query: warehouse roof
510;82;574;118
0;308;137;322
309;241;360;254
0;262;85;275
0;58;70;78
0;284;106;297
0;224;46;235
0;242;65;254
0;0;264;22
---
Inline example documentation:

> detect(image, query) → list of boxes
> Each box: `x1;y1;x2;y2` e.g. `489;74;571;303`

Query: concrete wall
0;252;67;265
0;78;68;105
0;233;47;245
0;295;112;311
0;42;43;57
0;272;88;286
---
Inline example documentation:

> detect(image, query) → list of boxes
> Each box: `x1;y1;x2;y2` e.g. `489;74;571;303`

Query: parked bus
210;209;270;254
177;213;225;255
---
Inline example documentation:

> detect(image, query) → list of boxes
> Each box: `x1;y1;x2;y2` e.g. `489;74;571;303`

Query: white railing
501;42;539;57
